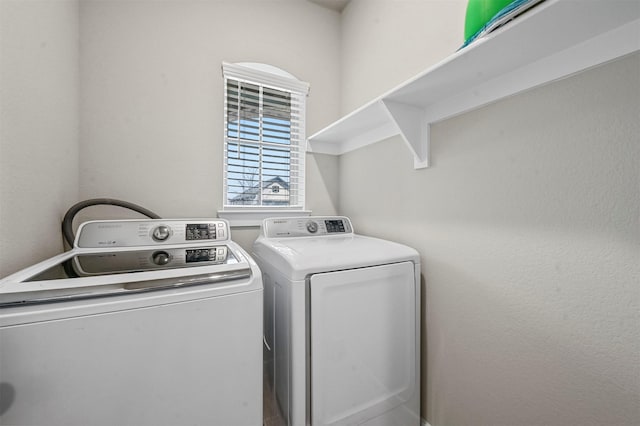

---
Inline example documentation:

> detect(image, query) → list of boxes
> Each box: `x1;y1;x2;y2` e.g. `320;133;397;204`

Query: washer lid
252;233;419;280
27;244;240;280
0;242;257;308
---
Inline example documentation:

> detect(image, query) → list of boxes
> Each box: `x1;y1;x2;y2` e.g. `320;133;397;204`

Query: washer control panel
70;245;237;276
76;219;230;248
262;216;353;238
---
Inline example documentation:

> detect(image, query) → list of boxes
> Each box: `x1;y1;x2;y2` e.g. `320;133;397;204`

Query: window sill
217;209;312;227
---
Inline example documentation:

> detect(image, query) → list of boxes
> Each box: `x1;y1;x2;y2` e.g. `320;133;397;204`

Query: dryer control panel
262;216;353;238
76;219;230;248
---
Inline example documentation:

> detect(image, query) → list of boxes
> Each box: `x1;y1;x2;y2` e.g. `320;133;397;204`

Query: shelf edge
306;1;640;171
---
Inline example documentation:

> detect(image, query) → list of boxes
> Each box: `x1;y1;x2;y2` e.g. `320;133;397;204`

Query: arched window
222;62;309;211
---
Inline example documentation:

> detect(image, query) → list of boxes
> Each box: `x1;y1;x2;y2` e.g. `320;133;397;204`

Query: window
222;63;309;215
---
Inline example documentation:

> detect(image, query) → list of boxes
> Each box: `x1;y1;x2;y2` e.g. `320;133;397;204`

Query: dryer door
310;261;417;426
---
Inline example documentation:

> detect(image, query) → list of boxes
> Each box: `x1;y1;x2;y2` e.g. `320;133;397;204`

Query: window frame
218;62;311;227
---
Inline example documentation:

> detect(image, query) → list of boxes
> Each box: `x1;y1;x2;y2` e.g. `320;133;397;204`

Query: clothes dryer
252;216;420;426
0;219;262;426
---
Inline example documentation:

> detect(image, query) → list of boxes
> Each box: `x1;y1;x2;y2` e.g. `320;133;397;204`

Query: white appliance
0;219;262;426
252;216;420;426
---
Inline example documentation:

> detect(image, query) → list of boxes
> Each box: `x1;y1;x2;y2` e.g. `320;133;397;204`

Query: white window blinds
222;63;309;210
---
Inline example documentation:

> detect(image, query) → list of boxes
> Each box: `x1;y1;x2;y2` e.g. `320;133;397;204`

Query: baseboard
421;419;432;426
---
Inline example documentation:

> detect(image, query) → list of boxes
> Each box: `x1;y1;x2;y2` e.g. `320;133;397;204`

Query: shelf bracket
381;99;429;169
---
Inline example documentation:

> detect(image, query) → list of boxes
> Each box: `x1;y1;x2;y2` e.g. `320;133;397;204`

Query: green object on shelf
464;0;514;41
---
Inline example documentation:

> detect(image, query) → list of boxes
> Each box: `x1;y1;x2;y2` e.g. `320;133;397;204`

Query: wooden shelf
307;0;640;169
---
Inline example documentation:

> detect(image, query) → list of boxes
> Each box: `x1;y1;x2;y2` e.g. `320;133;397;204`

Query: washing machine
0;219;262;426
252;216;420;426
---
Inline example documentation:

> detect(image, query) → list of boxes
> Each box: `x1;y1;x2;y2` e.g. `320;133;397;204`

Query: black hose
62;198;161;247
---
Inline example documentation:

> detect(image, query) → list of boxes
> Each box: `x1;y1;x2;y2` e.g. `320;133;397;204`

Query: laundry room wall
338;1;640;425
79;0;341;251
0;0;80;278
340;0;466;115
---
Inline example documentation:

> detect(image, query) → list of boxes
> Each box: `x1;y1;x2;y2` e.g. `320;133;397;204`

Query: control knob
152;225;171;242
306;220;318;233
152;251;171;266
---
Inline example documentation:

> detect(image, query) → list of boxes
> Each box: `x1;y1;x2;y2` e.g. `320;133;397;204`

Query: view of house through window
223;63;308;209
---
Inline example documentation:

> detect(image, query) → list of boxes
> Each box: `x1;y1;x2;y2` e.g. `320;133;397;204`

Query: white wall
338;1;640;424
0;0;79;277
340;0;466;114
0;0;340;272
79;0;341;250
